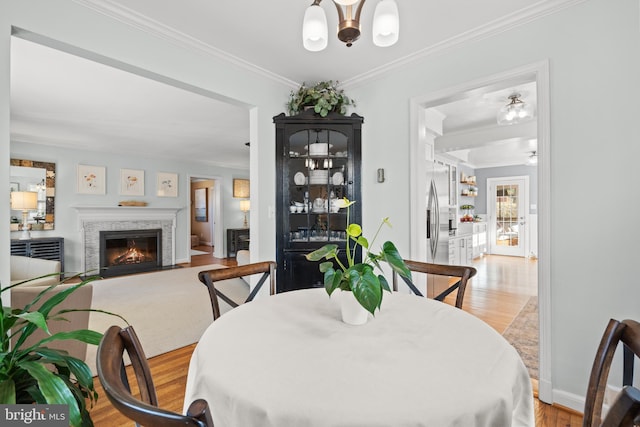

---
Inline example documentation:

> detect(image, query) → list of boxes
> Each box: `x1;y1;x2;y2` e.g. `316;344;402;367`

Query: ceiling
9;1;568;167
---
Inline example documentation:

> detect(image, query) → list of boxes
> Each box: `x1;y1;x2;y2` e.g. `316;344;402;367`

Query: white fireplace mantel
73;205;183;224
73;206;184;273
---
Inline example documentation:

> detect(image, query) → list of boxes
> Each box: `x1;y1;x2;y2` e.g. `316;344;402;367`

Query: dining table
183;288;534;427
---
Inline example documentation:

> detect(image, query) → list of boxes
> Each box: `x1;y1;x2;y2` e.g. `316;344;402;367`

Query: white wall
347;0;640;410
0;0;290;291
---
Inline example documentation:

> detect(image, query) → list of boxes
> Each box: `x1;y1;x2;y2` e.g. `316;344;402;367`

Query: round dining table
183;288;534;427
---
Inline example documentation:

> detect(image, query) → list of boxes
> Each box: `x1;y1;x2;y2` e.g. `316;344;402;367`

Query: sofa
10;282;94;361
10;255;61;287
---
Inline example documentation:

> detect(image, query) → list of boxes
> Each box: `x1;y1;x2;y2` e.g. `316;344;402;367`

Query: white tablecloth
184;289;534;427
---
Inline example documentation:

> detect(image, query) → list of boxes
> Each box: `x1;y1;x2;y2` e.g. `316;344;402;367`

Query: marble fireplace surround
74;206;182;275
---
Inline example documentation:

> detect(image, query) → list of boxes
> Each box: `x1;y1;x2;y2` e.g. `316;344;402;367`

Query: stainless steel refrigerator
426;160;453;298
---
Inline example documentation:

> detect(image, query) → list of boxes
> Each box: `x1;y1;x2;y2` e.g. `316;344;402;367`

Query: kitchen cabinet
449;235;473;266
472;223;487;258
274;111;363;293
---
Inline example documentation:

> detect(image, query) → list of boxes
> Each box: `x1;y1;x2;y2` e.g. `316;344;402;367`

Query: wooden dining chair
198;261;276;320
97;325;214;427
392;260;477;309
583;318;640;427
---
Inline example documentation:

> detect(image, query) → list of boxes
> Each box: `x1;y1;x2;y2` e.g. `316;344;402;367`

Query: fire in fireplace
99;229;162;277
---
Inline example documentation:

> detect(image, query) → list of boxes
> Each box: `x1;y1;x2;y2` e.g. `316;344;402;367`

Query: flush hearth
99;229;162;277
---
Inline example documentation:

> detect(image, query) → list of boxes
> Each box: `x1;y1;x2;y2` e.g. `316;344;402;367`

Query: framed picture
9;182;19;192
194;188;208;222
157;172;178;197
77;164;106;195
233;178;250;198
120;168;144;196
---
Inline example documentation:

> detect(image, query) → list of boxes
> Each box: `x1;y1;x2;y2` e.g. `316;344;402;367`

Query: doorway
189;176;223;260
488;176;529;257
409;61;551;402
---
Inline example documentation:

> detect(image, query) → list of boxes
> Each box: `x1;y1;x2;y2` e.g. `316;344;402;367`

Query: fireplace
99;229;162;277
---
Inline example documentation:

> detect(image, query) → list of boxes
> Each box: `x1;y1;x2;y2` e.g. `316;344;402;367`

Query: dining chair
392;260;477;309
583;318;640;427
198;261;276;320
96;325;214;427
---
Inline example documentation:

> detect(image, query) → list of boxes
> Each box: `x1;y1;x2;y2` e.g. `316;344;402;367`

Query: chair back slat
392;259;477;309
97;325;214;426
198;261;276;320
583;319;640;427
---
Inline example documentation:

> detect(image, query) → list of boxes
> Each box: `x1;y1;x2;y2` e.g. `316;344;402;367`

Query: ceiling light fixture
303;0;399;51
497;93;534;126
528;151;538;165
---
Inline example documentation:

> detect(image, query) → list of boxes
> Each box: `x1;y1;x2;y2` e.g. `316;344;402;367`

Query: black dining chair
198;261;276;320
96;325;214;427
583;318;640;427
392;260;477;309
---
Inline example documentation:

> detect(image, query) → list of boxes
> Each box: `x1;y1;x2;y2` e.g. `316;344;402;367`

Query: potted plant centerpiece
0;274;124;427
287;80;356;117
306;198;411;324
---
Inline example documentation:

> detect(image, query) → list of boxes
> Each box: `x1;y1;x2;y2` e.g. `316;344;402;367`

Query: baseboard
552;388;584;414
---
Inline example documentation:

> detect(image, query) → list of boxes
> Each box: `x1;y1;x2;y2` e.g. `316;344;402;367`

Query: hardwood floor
89;252;584;426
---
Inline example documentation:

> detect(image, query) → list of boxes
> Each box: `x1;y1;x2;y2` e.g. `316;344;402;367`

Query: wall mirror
10;158;56;231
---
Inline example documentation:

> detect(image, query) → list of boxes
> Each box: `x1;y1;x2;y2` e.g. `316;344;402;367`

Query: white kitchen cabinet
449;235;473;266
472;223;488;258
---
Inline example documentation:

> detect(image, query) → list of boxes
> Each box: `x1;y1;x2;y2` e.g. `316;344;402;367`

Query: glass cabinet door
287;128;350;248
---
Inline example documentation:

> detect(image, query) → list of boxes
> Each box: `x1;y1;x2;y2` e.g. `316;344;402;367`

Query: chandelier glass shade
528;151;538;165
302;0;399;51
497;93;534;126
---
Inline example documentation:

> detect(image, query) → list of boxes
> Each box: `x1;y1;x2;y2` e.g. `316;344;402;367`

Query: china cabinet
274;111;363;292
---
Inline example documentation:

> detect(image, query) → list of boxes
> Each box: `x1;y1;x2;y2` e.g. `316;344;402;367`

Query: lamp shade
372;0;399;47
334;0;358;5
11;191;38;210
240;200;250;212
303;4;328;51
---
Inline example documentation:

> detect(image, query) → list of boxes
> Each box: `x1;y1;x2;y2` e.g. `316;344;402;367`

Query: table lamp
240;200;250;228
11;191;38;240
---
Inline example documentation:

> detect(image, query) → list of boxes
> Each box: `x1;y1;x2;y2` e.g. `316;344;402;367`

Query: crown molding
342;0;587;88
72;0;298;88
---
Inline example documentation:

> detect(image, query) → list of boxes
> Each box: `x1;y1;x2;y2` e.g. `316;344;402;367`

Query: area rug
85;264;249;374
502;296;538;379
190;249;209;256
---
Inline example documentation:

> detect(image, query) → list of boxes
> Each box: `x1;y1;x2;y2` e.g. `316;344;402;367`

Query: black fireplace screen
99;229;162;277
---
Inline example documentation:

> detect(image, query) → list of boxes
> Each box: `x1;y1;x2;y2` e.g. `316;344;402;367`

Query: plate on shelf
332;172;344;185
294;172;306;186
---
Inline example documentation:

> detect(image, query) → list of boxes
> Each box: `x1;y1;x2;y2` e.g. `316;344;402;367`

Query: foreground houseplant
0;274;123;427
306;199;411;318
287;80;356;117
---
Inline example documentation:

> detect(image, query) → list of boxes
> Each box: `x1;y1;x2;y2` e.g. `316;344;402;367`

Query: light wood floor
89;250;584;426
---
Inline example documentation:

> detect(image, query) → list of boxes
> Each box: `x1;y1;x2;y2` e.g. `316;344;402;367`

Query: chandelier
528;151;538;165
496;93;534;126
303;0;399;51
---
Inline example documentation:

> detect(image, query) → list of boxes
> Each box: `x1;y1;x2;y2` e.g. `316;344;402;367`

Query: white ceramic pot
340;291;369;325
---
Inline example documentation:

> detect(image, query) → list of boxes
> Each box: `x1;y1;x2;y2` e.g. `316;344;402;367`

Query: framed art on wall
194;188;208;222
120;168;144;196
233;178;250;198
77;164;106;194
157;172;178;197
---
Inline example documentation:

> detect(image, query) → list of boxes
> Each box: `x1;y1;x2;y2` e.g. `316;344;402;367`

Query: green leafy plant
306;198;411;315
287;80;356;117
0;273;124;427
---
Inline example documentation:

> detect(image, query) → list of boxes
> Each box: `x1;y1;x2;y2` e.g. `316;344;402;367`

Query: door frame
409;60;552;402
188;175;224;259
487;176;530;257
